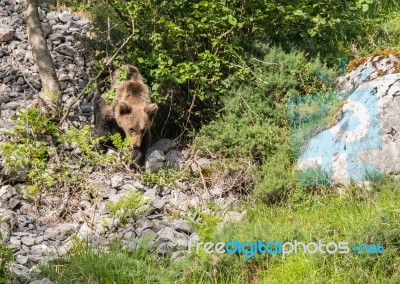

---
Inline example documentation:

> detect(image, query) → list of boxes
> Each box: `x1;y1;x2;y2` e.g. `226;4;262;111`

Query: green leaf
362;4;369;12
293;10;307;17
199;1;208;7
228;15;237;26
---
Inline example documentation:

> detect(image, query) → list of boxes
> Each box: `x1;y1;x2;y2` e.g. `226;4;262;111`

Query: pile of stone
0;0;92;132
0;154;244;283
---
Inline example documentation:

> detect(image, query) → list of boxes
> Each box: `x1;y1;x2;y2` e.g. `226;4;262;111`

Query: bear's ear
144;103;158;118
117;101;132;116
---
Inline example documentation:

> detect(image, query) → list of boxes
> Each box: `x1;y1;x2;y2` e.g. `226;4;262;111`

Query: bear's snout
129;134;142;150
131;146;144;167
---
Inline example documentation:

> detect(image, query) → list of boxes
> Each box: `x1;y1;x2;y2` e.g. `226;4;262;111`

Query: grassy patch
0;238;14;283
208;177;400;283
40;239;176;284
39;177;400;283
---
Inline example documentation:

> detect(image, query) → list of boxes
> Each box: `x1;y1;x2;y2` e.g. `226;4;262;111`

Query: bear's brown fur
93;65;158;167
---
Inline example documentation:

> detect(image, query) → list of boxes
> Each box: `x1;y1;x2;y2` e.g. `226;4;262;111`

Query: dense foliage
194;43;336;161
56;0;400;137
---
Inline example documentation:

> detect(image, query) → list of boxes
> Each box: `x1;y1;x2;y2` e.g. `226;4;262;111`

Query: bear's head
112;65;158;166
115;101;158;165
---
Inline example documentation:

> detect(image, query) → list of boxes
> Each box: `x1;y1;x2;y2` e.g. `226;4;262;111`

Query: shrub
0;108;129;196
0;235;14;283
140;168;180;187
254;142;298;203
194;43;337;162
106;189;149;223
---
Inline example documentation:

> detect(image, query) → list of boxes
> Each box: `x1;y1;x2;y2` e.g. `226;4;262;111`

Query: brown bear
93;65;158;168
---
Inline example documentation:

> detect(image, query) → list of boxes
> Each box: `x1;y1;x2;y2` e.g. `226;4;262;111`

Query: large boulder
298;54;400;184
339;52;400;91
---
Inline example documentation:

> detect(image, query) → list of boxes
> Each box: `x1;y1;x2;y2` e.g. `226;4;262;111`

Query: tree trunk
24;0;61;117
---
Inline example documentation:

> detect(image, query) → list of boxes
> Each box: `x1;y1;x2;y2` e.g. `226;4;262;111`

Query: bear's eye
129;128;135;134
141;129;146;135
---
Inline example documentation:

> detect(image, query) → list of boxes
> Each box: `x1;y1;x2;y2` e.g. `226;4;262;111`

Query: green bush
194;43;337;162
0;108;129;196
253;141;298;203
54;0;400;136
106;189;149;223
0;237;14;283
251;0;399;58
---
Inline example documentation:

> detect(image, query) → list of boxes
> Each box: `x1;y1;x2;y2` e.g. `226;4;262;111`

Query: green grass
40;239;176;284
0;239;14;283
38;177;400;283
210;177;400;283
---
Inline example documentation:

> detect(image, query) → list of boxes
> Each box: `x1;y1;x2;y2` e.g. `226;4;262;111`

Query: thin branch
106;0;132;30
233;64;269;84
176;85;196;141
57;188;71;218
251;58;280;66
160;90;173;137
213;27;234;55
218;27;234;39
226;45;269;84
198;165;209;194
240;95;260;119
59;20;135;125
21;72;39;94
